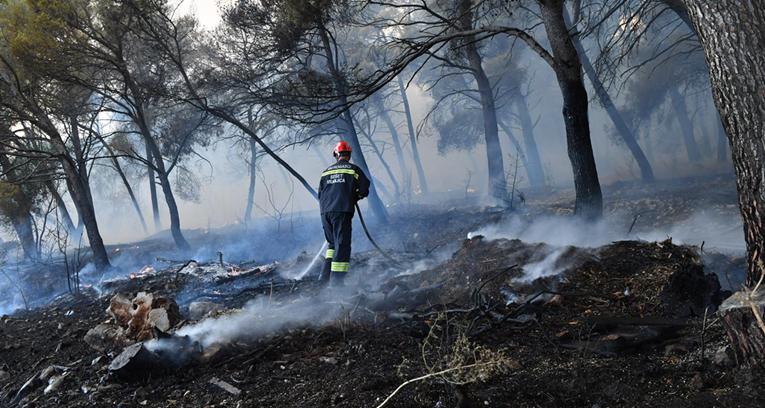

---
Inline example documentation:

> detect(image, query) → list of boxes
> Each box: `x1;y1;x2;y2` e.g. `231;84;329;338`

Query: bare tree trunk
138;121;191;252
683;0;765;286
146;144;160;232
539;0;603;220
155;168;191;252
114;161;149;236
52;132;111;269
0;105;110;270
497;118;534;183
12;213;39;262
91;130;149;235
717;116;728;163
44;180;77;236
669;87;702;163
245;138;258;221
664;0;694;30
355;116;401;199
457;0;507;202
0;151;39;262
371;175;395;204
699;120;714;159
320;29;389;222
375;95;409;182
69;115;94;207
564;8;655;183
467;153;480;175
511;94;547;186
642;128;655;164
245;108;258;222
397;76;429;195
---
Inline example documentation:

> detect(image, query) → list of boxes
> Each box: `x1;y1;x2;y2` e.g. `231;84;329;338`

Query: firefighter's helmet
333;141;352;157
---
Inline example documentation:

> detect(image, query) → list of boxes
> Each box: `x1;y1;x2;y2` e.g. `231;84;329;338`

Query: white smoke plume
170;295;345;348
514;247;569;284
470;211;744;253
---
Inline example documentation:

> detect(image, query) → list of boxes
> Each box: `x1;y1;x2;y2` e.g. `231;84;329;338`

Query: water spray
297;241;328;280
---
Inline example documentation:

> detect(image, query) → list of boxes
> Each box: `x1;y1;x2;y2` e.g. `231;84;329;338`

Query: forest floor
2;173;763;408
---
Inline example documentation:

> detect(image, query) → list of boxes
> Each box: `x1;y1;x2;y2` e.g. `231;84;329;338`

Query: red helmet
333;141;352;156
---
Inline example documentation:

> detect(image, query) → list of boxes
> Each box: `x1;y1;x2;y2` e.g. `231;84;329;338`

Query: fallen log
213;268;262;285
156;257;189;264
195;281;296;300
719;290;765;368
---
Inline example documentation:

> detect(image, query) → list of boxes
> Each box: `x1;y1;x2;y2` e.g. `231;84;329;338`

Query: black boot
318;259;332;284
329;272;346;289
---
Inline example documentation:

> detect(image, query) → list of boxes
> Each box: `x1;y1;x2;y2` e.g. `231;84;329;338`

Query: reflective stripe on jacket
318;161;370;213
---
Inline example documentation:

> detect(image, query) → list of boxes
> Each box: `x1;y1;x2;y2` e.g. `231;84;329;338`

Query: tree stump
719;290;765;368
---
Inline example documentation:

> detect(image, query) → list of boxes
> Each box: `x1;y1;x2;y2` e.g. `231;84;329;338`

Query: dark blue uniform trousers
321;211;353;280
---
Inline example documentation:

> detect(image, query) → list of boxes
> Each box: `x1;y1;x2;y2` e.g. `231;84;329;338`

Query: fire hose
355;203;406;270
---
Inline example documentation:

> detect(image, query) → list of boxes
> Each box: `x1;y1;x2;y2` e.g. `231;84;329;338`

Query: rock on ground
188;301;223;320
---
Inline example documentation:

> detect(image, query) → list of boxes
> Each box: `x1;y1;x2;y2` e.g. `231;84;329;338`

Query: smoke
468;210;744;285
514;247;568;284
470;210;744;254
166;294;344;348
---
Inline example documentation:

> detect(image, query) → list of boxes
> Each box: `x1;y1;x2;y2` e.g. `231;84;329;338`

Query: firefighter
318;141;370;288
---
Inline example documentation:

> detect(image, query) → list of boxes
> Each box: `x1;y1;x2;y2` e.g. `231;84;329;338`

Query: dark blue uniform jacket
318;161;370;214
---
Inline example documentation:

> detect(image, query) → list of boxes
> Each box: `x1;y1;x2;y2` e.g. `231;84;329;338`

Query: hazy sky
179;0;224;29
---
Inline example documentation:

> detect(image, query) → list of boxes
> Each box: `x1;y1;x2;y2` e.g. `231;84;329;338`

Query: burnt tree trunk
511;94;546;186
47;123;111;270
371;175;395;204
98;138;149;236
719;292;765;368
137;119;191;252
245;108;258;222
497;118;534;184
459;0;508;203
146;145;161;232
320;29;389;222
665;0;695;30
669;87;702;163
0;150;39;261
467;153;480;175
355;116;401;199
642;128;655;164
539;0;603;220
69;115;94;207
375;95;409;183
245;138;258;222
717;116;728;163
44;180;77;236
684;0;765;286
397;76;429;195
466;52;507;202
0;95;110;270
12;212;38;262
564;8;655;183
700;120;714;159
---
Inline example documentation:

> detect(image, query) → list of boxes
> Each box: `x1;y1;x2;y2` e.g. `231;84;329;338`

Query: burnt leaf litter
1;175;763;408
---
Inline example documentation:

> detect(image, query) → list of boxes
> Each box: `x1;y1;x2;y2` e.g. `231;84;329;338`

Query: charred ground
1;175;761;408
